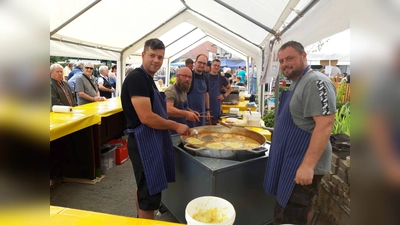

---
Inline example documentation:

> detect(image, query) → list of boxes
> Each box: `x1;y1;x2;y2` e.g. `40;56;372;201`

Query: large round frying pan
180;125;268;160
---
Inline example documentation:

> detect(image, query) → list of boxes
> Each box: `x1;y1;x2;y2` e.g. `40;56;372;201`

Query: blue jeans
249;77;257;95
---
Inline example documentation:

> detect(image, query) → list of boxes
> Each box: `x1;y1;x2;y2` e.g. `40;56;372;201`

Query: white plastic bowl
185;196;236;225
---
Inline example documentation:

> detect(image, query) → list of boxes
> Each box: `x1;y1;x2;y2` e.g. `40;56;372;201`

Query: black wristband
206;109;210;111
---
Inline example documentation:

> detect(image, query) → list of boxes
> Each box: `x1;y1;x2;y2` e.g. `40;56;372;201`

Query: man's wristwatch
206;108;210;111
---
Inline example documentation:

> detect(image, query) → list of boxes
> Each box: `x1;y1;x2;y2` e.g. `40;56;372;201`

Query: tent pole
116;57;122;97
166;59;170;87
214;0;276;35
50;0;101;36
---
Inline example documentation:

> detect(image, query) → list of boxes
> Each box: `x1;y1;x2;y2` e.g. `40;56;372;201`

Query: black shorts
127;135;162;211
273;175;323;225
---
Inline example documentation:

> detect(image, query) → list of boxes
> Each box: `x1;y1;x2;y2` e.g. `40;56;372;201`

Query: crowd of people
51;61;125;110
50;38;337;225
122;39;336;225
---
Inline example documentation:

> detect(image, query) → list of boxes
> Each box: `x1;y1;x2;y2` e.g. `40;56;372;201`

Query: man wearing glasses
75;62;105;105
165;67;200;133
187;54;210;127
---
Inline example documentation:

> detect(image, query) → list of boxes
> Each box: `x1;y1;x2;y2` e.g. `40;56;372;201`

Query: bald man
165;67;200;133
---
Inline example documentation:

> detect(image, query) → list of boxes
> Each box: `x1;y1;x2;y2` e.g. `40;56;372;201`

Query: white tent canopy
50;0;350;104
306;29;350;65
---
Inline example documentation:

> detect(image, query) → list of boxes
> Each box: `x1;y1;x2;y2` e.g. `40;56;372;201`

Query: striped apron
264;66;312;208
126;67;175;195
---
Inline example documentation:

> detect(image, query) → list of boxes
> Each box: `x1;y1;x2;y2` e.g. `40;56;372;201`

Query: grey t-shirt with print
289;70;336;174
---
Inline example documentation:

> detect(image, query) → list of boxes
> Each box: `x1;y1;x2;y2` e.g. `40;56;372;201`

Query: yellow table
50;113;100;142
50;206;183;225
50;97;125;180
50;97;123;141
73;97;123;117
221;100;256;112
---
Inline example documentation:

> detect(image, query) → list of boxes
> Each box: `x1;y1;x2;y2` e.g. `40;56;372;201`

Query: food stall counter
50;98;123;141
221;100;256;112
50;206;183;225
50;112;100;142
73;97;123;117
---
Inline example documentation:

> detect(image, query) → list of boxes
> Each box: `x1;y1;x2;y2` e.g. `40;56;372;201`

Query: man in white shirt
97;65;115;99
325;65;342;77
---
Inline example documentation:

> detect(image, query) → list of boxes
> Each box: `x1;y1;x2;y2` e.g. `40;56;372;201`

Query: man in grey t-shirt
165;67;199;129
75;62;105;105
263;41;336;225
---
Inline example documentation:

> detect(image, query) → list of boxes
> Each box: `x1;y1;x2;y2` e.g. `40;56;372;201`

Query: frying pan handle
247;146;268;153
184;143;205;151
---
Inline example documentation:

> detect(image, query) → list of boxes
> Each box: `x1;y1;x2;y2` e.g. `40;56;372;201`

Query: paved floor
50;159;180;223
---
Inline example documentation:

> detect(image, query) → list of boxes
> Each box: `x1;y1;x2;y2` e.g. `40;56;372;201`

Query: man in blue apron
121;38;191;219
165;67;200;132
263;41;336;225
187;54;210;127
207;59;232;125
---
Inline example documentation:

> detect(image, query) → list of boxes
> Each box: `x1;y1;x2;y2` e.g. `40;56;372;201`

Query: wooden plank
63;175;105;185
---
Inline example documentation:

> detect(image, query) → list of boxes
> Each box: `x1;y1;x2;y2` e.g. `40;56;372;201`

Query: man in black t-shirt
208;59;232;124
121;38;190;220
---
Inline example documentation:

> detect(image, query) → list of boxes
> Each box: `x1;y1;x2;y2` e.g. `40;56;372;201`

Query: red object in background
272;80;287;89
107;139;129;165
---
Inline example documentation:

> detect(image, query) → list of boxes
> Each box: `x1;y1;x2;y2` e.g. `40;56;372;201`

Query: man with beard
207;59;232;125
263;41;336;225
165;67;200;133
187;54;210;127
121;38;190;219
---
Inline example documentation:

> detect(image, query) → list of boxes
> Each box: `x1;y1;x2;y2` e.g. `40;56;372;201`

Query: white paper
52;105;73;113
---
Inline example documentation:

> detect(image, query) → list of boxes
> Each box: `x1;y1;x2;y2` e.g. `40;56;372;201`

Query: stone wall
313;151;350;225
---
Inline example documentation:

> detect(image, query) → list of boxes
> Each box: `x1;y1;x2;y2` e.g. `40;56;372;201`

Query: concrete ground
50;158;180;223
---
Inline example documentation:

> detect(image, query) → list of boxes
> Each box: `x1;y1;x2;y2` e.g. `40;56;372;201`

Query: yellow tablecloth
221;100;256;112
50;206;183;225
50;97;123;141
73;97;123;117
50;113;100;142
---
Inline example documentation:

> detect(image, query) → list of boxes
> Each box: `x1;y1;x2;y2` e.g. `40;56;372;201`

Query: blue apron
168;84;188;134
187;73;207;127
208;74;222;119
263;66;312;208
125;66;175;195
